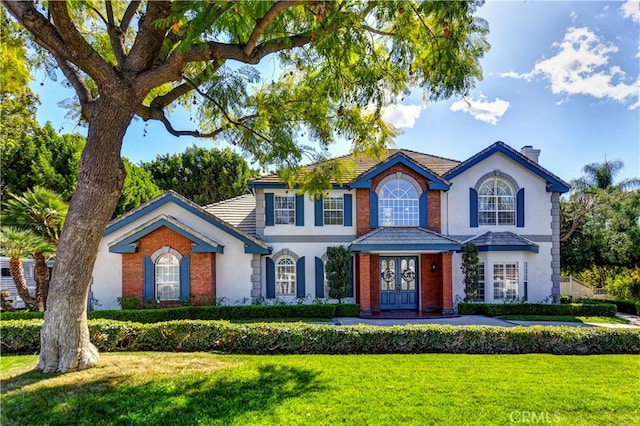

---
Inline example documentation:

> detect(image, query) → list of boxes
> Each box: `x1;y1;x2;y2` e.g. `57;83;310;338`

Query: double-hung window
493;262;518;300
323;196;344;225
156;253;180;300
274;195;295;225
475;262;485;302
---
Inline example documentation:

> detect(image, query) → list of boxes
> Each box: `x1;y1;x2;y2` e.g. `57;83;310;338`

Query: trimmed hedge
2;319;638;355
0;304;361;322
457;303;617;317
577;299;640;316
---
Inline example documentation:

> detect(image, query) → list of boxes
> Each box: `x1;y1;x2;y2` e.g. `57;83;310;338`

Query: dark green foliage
560;295;573;304
2;319;638;355
325;246;352;302
142;146;258;206
457;303;617;317
461;244;479;302
0;304;361;322
577;299;640;315
114;159;162;217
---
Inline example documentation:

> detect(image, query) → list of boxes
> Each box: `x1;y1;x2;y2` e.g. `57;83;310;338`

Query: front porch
350;227;461;315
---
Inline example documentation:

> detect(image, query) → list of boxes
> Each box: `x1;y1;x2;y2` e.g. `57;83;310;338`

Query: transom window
276;256;296;295
493;262;518;300
156;253;180;300
323;196;344;225
478;178;516;225
275;195;295;225
378;179;419;226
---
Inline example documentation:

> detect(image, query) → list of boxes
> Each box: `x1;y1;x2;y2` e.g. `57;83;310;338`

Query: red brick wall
420;254;443;310
356;189;370;236
370;254;380;311
121;225;216;305
358;254;371;311
427;190;441;232
370;164;428;191
442;253;453;312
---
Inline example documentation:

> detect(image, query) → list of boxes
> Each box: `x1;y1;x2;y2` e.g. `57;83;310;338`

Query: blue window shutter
419;191;428;228
315;257;324;298
143;256;154;301
295;194;304;226
266;257;275;298
369;190;378;228
314;196;323;226
296;257;306;298
343;194;353;226
348;256;354;297
179;255;190;302
469;188;478;228
517;188;525;227
265;193;274;226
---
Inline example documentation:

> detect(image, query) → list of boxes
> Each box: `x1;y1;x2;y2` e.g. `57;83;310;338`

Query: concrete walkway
334;314;640;328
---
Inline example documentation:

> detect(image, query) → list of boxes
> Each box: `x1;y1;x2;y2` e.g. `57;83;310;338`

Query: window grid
493;262;518;300
274;195;295;225
378;179;419;226
156;254;179;300
323;196;344;225
276;256;296;296
475;262;485;302
479;178;516;225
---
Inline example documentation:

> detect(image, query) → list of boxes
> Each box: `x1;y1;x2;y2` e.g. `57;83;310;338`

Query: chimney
520;145;540;163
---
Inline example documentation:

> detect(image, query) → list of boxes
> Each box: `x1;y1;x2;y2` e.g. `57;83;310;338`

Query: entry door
380;256;418;310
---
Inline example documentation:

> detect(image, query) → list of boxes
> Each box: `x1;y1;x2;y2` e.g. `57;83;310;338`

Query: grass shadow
1;362;324;425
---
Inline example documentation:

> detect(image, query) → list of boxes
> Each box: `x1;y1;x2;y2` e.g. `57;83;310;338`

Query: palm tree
573;159;640;192
0;227;51;311
1;187;67;310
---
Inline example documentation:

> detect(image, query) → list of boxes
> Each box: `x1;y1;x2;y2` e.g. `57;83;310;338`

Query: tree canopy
142;145;257;205
2;0;490;373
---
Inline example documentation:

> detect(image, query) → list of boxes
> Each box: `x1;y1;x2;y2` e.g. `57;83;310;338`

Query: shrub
560;295;573;304
0;303;362;322
457;303;616;317
2;319;638;355
577;299;640;315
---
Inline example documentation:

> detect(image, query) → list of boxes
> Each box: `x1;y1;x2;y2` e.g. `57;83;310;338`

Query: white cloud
622;0;640;22
450;95;510;125
570;10;577;22
500;27;640;110
381;103;424;128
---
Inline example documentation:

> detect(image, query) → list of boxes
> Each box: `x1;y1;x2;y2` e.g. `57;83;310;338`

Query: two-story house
92;141;569;314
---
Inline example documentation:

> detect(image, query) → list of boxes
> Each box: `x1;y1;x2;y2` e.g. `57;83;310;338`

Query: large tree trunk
36;92;135;373
9;256;36;310
33;251;50;311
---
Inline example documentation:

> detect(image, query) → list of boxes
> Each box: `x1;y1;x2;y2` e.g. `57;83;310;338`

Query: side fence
560;276;609;300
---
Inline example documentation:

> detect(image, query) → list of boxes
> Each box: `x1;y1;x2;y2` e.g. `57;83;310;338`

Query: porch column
358;253;372;315
442;252;454;313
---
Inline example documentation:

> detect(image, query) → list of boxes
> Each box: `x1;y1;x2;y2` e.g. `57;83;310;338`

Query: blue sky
31;0;639;183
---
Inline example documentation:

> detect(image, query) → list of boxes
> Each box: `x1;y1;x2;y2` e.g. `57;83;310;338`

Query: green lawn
499;315;630;324
1;353;638;425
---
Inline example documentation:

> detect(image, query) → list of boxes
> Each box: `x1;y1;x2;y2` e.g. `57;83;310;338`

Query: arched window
276;256;296;295
478;177;516;225
378;179;419;226
155;253;180;300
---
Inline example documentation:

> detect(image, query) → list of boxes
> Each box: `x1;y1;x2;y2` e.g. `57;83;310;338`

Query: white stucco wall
446;152;553;236
92;201;257;310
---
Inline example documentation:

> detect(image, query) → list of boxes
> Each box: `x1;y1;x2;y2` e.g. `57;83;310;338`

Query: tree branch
361;25;396;37
54;54;94;118
124;1;172;73
48;1;117;87
120;0;141;33
244;1;297;56
104;1;127;67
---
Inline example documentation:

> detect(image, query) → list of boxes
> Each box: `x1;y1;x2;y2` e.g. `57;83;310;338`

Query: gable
444;142;570;193
350;153;451;190
104;191;270;254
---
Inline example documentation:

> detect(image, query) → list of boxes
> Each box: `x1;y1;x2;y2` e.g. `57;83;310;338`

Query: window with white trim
323;196;344;225
275;195;295;225
378;179;419;226
493;262;518;300
156;253;180;300
276;256;296;295
478;177;516;225
475;262;485;302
